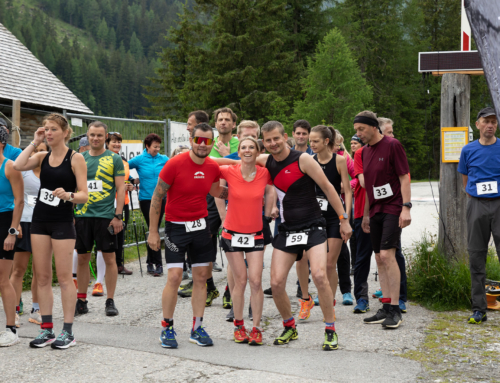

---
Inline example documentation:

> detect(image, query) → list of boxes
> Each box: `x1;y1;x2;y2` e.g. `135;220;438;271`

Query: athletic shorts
31;221;76;240
15;222;32;252
262;216;273;246
0;211;16;260
325;217;342;239
164;220;215;265
220;228;265;254
75;217;117;254
369;212;401;253
272;223;327;262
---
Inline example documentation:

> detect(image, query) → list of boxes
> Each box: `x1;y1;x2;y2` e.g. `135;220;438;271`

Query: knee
311;270;328;287
37;274;52;287
167;270;183;286
10;265;25;279
249;277;262;292
78;254;90;266
233;275;247;291
270;275;286;292
326;259;336;274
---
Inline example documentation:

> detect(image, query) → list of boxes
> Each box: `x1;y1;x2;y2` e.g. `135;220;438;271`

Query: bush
407;234;500;311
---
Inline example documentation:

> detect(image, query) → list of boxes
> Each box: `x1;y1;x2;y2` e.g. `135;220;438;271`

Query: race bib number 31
317;198;328;211
87;180;103;192
231;234;255;248
477;181;498;195
373;183;394;200
39;188;60;206
286;232;308;247
185;219;206;232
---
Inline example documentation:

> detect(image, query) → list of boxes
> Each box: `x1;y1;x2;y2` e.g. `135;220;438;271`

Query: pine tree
65;0;76;25
97;18;109;45
129;31;143;59
117;0;131;49
107;27;117;49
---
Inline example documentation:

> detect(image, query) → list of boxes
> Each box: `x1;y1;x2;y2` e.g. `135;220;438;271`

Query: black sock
41;315;53;324
391;304;401;314
207;277;216;291
63;322;73;334
382;304;391;313
73;273;77;278
163;318;174;327
6;325;16;334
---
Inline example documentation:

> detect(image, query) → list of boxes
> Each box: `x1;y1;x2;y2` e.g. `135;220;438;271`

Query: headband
351;135;362;143
353;116;379;127
0;127;9;145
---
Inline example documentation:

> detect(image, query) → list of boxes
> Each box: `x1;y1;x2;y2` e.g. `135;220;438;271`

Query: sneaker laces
194;326;209;337
36;329;52;339
163;327;177;339
56;330;70;341
279;326;294;338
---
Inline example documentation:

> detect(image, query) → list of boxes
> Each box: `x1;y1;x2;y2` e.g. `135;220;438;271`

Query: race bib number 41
231;234;255;248
87;180;103;192
286;232;308;247
373;183;394;200
477;181;498;195
39;188;60;206
185;219;206;232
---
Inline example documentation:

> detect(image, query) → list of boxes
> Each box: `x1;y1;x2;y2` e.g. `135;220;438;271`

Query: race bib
231;234;255;248
27;195;38;206
39;188;60;207
185;218;206;232
317;198;328;211
87;180;103;192
286;232;308;247
373;183;394;200
477;181;498;195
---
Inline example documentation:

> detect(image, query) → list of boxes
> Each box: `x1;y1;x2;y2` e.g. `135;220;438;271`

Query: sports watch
339;213;348;220
114;213;123;220
402;202;412;209
8;227;19;236
68;192;75;202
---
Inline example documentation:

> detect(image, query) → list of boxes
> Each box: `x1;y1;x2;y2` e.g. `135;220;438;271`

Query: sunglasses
193;136;214;145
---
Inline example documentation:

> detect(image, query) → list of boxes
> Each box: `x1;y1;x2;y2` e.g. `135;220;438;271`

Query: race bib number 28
39;188;60;206
373;183;394;200
185;219;206;232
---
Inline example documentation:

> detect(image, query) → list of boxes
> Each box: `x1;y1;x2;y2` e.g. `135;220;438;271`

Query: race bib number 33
286;232;308;247
477;181;498;195
39;188;60;206
373;183;394;200
185;219;206;232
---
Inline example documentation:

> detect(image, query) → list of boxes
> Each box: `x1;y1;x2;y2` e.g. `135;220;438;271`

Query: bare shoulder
256;154;270;167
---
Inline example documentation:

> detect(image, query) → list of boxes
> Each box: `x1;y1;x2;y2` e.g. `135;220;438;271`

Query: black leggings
115;204;130;267
140;199;166;266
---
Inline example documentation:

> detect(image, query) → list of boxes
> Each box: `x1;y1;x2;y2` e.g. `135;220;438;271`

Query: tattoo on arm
151;179;170;215
218;187;228;200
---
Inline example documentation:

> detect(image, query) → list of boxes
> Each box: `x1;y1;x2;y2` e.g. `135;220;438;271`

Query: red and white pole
461;0;471;51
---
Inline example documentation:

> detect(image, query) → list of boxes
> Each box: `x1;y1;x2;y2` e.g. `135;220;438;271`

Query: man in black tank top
256;121;352;351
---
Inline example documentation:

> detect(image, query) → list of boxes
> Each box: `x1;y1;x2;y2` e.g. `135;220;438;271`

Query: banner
170;121;190;151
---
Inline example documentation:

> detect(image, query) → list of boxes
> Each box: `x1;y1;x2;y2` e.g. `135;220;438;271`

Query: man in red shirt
354;111;411;329
148;123;228;349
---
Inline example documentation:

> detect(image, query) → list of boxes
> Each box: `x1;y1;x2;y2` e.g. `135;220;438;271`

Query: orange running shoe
92;282;104;297
298;295;314;321
234;326;249;343
248;327;263;346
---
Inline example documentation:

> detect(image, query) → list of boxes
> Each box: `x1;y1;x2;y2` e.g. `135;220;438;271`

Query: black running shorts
0;211;16;260
31;221;76;240
369;212;401;253
262;216;273;246
220;229;265;254
164;220;214;265
272;225;327;261
75;217;117;254
15;222;32;252
325;217;342;240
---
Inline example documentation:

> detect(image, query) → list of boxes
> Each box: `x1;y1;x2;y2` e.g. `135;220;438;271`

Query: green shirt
75;149;125;219
209;136;240;158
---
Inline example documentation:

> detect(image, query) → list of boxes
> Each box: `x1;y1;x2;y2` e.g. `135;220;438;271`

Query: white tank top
21;170;41;223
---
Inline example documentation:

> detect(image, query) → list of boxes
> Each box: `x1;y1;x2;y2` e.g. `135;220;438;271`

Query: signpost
441;127;468;163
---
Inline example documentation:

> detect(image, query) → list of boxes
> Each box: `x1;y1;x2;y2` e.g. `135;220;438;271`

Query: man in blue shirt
458;107;499;325
0;119;21;160
291;120;313;155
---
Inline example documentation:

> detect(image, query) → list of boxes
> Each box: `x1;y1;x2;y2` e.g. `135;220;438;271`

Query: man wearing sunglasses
148;123;228;349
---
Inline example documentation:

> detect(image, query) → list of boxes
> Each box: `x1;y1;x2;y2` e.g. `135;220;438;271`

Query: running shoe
322;329;339;351
105;298;119;316
372;289;383;299
363;309;387;324
178;280;193;298
248;327;263;346
51;330;76;349
15;313;20;328
234;325;249;343
160;326;178;348
353;299;370;313
226;307;234;322
29;329;56;348
190;326;214;346
29;308;42;325
273;326;298;345
399;299;407;313
298;295;314;321
313;296;319;306
0;329;19;347
342;292;354;305
154;265;163;277
382;309;403;329
205;289;220;307
75;299;89;316
223;291;232;309
147;264;155;275
92;282;104;297
212;262;222;272
118;265;133;275
263;287;272;296
468;310;487;324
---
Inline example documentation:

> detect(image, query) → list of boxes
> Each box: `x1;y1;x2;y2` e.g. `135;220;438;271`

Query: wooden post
438;73;470;259
11;100;21;148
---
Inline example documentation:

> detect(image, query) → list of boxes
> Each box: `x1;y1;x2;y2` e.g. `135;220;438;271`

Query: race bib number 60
373;183;394;200
185;219;206;232
39;188;60;206
477;181;498;195
286;232;308;247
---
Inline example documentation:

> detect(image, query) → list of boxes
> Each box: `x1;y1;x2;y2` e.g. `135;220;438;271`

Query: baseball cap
79;136;89;148
0;117;8;128
477;107;496;120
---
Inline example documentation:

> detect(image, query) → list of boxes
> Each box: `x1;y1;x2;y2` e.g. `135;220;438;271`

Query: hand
340;220;352;242
4;235;16;251
271;206;280;219
53;188;69;201
214;141;230;157
399;208;411;229
148;231;161;251
362;216;370;233
110;217;123;234
34;127;46;146
17;224;22;239
125;183;134;192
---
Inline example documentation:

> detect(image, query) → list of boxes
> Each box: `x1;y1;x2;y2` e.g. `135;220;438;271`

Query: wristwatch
264;216;273;223
8;227;19;236
402;202;412;209
68;192;74;202
114;213;123;220
339;213;348;220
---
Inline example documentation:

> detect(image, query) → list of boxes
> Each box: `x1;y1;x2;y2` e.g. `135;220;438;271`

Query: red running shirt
353;147;366;220
159;152;220;222
220;165;272;234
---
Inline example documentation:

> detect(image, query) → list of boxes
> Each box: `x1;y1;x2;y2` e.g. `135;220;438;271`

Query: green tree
65;0;76;25
129;31;143;58
107;27;117;49
83;0;101;31
97;18;109;45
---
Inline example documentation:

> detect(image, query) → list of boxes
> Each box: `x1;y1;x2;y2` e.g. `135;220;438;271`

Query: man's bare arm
149;179;170;231
209;181;228;199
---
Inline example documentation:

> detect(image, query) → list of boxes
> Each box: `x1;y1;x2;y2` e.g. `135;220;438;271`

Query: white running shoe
29;309;42;325
0;329;20;347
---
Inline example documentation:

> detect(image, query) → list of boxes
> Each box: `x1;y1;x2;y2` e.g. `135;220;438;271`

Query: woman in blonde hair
14;114;88;350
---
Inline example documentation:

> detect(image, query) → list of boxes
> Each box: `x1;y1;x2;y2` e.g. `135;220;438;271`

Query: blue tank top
0;158;14;212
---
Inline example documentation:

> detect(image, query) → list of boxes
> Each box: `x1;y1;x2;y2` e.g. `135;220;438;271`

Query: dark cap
79;136;89;148
0;117;8;128
477;107;496;120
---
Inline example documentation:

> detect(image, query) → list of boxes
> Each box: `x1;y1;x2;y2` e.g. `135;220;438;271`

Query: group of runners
3;105;495;350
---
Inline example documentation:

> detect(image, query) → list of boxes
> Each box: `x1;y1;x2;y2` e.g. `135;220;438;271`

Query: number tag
317;198;328;211
87;180;103;192
231;234;255;248
185;218;206;232
477;181;498;195
27;195;38;206
373;183;394;200
286;232;308;247
39;188;60;206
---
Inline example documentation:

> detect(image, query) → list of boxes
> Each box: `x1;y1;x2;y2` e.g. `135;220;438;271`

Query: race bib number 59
286;232;308;247
373;183;394;200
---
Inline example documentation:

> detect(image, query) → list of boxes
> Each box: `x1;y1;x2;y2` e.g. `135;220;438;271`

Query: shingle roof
0;23;93;114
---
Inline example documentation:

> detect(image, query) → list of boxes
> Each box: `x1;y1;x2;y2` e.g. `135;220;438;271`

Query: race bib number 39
317;198;328;211
477;181;498;195
373;183;394;200
185;219;206;232
286;232;308;247
87;180;103;192
39;188;60;206
231;234;255;248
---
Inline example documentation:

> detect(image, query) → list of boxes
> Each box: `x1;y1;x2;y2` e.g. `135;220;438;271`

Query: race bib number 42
231;234;255;248
286;232;308;247
477;181;498;195
185;219;206;232
87;180;103;192
39;188;60;206
373;183;394;200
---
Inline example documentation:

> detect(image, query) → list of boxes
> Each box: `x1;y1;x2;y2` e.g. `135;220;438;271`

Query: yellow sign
441;127;469;163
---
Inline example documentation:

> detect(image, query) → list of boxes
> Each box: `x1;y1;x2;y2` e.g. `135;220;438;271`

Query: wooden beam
12;100;21;148
433;70;484;76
